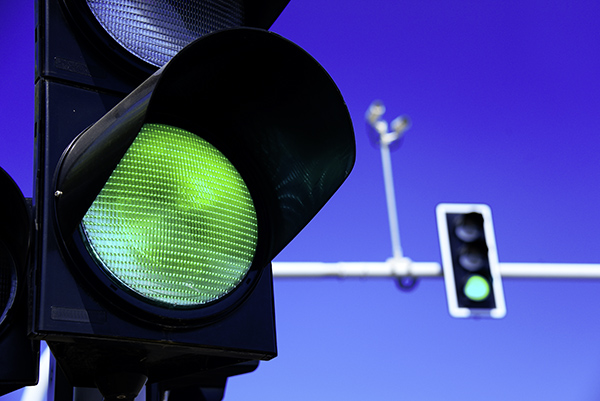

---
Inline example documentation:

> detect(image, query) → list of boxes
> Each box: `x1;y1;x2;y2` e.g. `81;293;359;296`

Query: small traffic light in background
0;168;39;396
34;0;355;398
436;204;506;319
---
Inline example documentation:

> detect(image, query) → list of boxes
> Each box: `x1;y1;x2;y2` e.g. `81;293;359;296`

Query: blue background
2;0;600;400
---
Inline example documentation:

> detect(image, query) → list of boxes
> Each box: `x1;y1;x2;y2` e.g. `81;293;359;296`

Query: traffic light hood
0;168;30;275
54;27;355;307
0;167;29;336
0;168;39;394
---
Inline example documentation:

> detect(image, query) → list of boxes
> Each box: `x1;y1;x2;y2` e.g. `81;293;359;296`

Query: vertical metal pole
366;100;410;274
379;141;404;260
21;346;51;401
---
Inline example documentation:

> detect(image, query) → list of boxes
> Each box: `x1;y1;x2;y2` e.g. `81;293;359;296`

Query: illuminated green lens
80;123;258;307
464;275;490;302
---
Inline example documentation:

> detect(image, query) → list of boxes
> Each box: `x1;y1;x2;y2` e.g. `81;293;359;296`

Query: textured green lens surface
80;123;258;307
464;275;490;302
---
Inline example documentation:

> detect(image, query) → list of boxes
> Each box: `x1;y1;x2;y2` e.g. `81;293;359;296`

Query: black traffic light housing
0;168;39;396
34;0;355;396
436;204;506;318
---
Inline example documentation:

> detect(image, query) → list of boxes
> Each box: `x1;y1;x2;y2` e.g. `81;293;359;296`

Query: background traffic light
0;167;39;396
436;203;506;318
33;0;355;398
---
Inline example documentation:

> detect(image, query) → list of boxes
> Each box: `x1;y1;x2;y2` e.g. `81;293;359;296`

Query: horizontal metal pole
272;259;439;278
272;260;600;279
499;263;600;279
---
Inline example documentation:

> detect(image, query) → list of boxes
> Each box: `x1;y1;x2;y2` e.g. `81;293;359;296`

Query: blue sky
2;0;600;400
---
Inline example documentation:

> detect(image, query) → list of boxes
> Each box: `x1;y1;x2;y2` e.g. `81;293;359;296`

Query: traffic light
33;0;355;398
436;204;506;319
0;168;39;396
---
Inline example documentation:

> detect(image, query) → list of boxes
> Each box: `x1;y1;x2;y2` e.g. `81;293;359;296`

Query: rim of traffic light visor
55;122;270;327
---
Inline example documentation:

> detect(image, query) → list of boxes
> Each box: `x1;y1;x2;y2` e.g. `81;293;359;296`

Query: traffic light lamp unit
33;0;355;398
436;204;506;319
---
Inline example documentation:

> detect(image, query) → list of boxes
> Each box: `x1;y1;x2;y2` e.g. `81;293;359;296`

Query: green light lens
464;275;490;302
80;123;258;308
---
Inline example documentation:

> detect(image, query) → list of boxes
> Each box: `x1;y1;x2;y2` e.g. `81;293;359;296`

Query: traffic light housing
34;0;355;395
436;204;506;318
0;168;39;396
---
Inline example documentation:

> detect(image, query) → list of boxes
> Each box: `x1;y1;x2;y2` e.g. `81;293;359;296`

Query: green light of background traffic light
464;275;490;302
80;123;258;308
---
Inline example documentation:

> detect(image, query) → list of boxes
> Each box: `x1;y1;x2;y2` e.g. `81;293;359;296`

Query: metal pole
380;141;403;260
272;261;600;279
365;101;410;264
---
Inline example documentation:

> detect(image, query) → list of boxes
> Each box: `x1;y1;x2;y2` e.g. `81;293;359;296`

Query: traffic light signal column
437;204;506;319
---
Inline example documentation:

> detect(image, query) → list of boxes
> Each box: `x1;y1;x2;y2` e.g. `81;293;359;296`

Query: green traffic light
80;123;258;308
464;275;490;302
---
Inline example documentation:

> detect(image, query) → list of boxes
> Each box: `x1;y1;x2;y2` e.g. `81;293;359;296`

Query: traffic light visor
54;27;355;320
0;167;29;329
80;123;258;308
0;167;38;397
